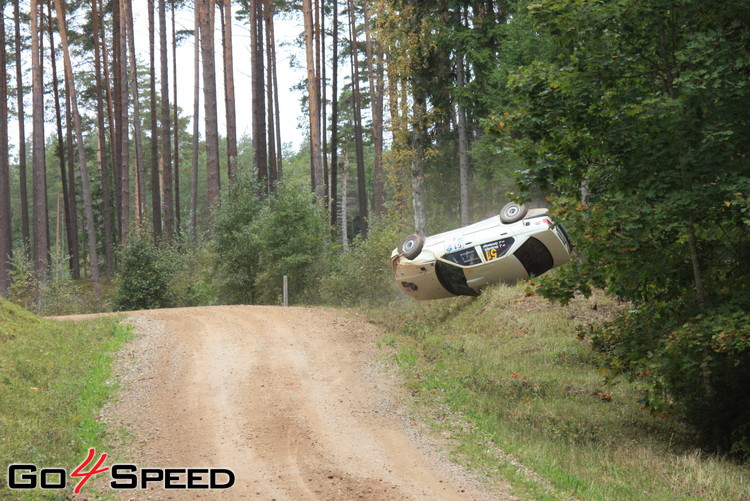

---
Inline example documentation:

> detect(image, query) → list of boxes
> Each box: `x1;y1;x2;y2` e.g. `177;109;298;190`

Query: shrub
165;242;216;307
38;247;84;315
212;175;263;304
251;183;329;304
319;213;407;307
213;177;329;305
111;230;174;311
8;246;36;311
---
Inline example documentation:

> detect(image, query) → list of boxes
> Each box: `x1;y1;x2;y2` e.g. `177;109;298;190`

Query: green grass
0;298;130;499
370;284;750;500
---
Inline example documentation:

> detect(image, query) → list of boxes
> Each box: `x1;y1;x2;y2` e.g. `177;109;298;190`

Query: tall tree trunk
46;1;75;277
330;0;339;230
223;0;238;182
112;0;123;237
172;1;180;234
92;0;114;277
316;0;328;206
264;0;276;189
64;76;80;279
0;1;11;295
340;152;349;250
198;0;221;211
13;0;30;257
97;0;117;246
118;0;130;243
40;1;50;257
363;3;384;217
159;0;174;241
270;14;282;182
30;0;49;283
148;0;162;239
411;87;427;236
455;48;470;226
191;4;200;240
250;0;267;192
53;0;101;297
347;0;368;236
302;0;323;198
125;0;146;224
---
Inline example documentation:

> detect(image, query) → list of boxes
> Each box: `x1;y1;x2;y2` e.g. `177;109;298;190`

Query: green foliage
499;0;750;455
164;242;217;307
111;229;174;311
213;175;329;305
0;298;130;488
38;247;84;316
251;183;329;304
6;245;86;316
319;214;407;307
212;173;264;304
8;246;36;312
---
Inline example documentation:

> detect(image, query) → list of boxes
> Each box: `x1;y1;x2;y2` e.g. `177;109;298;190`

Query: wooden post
283;275;288;306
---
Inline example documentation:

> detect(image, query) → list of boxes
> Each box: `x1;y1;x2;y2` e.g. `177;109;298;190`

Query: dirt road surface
91;305;509;500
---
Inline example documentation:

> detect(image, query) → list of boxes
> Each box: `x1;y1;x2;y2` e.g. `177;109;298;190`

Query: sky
6;1;310;160
130;1;309;150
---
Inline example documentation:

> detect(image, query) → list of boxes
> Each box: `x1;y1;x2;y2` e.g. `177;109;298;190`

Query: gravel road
89;305;510;500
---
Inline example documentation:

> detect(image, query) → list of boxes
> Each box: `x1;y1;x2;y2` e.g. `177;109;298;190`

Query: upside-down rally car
391;203;572;300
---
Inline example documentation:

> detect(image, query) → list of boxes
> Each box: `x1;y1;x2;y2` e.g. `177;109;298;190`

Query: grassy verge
0;298;130;499
370;284;749;500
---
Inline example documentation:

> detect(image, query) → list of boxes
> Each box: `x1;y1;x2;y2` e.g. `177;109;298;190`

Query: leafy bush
501;0;750;456
319;213;407;307
111;229;174;311
163;239;217;307
38;248;84;315
251;183;329;304
6;245;83;315
212;174;263;304
213;176;329;305
8;246;37;311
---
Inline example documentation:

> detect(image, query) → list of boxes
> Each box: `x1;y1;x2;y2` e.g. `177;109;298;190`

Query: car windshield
435;261;478;296
514;237;554;277
444;248;482;266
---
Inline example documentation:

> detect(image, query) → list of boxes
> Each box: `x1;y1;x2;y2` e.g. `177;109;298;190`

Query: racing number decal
481;238;514;262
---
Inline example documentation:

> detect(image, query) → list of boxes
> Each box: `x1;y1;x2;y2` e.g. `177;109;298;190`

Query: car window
435;261;479;297
481;237;515;262
444;248;482;266
513;237;554;277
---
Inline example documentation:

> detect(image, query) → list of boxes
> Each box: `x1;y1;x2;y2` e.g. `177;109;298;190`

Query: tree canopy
497;0;750;455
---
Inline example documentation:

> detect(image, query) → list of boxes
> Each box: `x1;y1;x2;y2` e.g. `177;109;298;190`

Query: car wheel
500;202;528;223
398;234;424;259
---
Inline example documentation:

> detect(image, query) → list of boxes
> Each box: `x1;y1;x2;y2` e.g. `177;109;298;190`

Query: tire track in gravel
90;305;511;500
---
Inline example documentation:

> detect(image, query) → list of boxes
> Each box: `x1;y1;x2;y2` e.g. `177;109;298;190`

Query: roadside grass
0;298;130;499
370;284;750;500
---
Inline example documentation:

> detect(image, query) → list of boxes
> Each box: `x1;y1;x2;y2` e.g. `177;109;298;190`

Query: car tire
500;202;528;223
398;234;424;259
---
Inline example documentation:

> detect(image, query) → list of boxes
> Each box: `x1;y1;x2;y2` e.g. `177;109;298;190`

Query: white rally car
391;203;572;300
